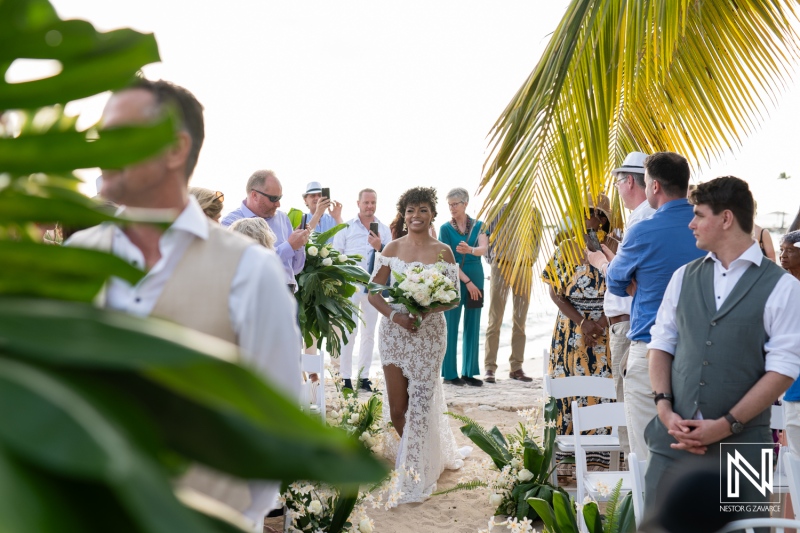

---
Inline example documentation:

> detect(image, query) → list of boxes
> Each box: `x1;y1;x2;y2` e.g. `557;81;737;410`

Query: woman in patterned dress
542;197;616;481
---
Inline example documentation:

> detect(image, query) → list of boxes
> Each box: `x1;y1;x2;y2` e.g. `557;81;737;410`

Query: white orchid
307;246;318;256
322;258;333;266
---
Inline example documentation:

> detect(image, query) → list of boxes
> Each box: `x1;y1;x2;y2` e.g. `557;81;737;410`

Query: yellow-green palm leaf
479;0;800;293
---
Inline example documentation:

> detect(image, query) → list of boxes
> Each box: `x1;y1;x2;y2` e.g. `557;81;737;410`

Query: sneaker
343;378;353;390
509;369;533;382
484;370;496;383
443;377;466;386
360;378;372;392
462;376;483;387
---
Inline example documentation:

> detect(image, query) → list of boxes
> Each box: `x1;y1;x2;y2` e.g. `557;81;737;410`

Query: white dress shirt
649;242;800;380
332;216;391;272
74;197;302;521
604;200;656;317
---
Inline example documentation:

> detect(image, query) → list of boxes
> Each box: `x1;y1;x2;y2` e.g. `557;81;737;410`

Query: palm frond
432;480;489;496
479;0;800;292
603;478;625;533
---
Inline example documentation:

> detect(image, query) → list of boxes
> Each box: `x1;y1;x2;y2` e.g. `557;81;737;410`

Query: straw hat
587;192;612;219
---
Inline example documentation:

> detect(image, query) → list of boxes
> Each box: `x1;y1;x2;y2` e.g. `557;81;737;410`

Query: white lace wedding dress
372;256;466;505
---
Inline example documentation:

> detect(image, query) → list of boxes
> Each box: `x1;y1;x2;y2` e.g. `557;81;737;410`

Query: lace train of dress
372;256;465;505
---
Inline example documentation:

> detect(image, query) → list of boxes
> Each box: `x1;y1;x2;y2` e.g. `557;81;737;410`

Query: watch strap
653;392;673;405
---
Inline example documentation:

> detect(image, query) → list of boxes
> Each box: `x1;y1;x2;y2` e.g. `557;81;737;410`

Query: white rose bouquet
371;260;459;327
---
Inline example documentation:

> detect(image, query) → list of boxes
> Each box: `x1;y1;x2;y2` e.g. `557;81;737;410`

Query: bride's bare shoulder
381;239;401;257
434;242;455;264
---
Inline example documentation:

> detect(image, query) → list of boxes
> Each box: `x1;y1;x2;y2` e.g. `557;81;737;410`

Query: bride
368;187;468;505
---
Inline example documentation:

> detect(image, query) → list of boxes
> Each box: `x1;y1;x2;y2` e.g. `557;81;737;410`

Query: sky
31;1;800;229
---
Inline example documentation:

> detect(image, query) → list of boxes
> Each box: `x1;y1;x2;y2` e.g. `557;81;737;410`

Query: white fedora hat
612;152;648;176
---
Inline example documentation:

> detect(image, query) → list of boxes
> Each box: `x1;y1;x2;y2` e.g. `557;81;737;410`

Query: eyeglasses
252;189;282;203
213;191;224;203
448;201;464;209
614;176;629;186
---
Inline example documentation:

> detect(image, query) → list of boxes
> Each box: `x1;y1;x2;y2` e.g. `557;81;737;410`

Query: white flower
489;493;503;507
339;254;348;262
307;246;318;256
510;458;522;470
358;518;374;533
307;500;323;515
595;480;611;498
516;469;534;482
319;246;330;258
348;415;359;424
322;258;333;266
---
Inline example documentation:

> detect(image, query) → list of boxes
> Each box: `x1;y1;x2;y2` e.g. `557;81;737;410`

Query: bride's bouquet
371;261;460;327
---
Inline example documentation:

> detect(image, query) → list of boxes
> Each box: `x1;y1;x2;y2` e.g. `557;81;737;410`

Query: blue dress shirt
605;198;704;342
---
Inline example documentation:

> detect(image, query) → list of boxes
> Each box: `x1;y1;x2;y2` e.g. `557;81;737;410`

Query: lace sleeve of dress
442;262;461;298
370;253;393;283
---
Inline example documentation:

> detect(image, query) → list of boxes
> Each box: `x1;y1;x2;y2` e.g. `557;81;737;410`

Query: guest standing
438;188;488;386
483;201;542;383
332;188;391;391
301;181;342;234
189;187;224;222
221;170;309;292
543;194;614;480
779;231;800;455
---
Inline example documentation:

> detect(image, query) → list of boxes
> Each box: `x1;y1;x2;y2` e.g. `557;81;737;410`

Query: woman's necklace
450;216;472;236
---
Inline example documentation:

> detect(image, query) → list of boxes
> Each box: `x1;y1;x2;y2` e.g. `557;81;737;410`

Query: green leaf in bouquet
489;425;508;448
287;208;303;229
522;438;545;482
314;222;348;244
615;491;637;533
552;490;579;533
582;500;603;533
528;497;559;533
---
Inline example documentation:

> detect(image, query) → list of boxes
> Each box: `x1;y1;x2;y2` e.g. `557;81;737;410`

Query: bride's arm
422;246;460;316
367;246;417;331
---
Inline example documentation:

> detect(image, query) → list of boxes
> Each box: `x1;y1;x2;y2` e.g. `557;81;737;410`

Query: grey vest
672;256;786;428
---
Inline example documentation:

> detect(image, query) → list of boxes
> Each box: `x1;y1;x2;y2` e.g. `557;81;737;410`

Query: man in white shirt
643;176;800;516
332;188;391;391
67;79;301;530
588;151;655;452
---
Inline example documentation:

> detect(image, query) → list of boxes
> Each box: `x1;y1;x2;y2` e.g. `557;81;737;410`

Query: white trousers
608;320;631;453
339;291;378;379
623;340;657;461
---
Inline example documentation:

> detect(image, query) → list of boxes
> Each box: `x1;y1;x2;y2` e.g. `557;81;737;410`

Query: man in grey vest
644;176;800;518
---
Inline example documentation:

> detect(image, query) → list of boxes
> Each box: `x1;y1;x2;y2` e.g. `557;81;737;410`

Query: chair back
628;452;647;528
784;449;800;519
716;517;800;532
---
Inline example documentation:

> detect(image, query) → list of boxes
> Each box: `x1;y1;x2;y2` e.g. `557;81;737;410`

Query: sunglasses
252;189;282;203
213;191;224;203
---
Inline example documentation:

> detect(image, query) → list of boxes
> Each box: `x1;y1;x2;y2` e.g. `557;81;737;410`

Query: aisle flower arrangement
282;371;410;532
295;224;369;356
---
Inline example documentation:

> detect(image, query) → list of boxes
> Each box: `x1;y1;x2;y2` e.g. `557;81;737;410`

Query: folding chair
716;517;800;533
572;400;632;532
301;350;325;418
628;452;647;528
772;404;789;496
784;449;800;519
543;349;620;490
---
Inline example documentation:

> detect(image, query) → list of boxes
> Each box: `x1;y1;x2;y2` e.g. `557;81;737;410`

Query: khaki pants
624;340;657;461
484;262;530;373
608;320;631;453
786;401;800;455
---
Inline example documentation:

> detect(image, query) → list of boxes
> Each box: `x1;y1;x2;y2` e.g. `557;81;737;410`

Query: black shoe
443;378;466;386
462;376;483;387
360;378;372;392
343;378;353;390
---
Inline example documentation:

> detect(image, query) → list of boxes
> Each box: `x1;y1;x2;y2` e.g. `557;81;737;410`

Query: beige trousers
623;340;657;461
608;320;631;453
785;401;800;455
484;262;530;373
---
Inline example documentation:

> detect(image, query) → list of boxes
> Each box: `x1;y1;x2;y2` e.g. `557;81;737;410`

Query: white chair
772;404;790;496
543;348;620;489
628;452;647;528
716;517;800;532
572;400;632;532
783;449;800;519
301;351;325;418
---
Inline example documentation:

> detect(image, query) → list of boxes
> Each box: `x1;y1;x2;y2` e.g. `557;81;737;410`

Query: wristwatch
653;392;673;406
725;413;745;434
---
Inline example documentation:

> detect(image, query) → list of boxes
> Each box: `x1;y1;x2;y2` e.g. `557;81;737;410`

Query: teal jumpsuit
439;219;486;380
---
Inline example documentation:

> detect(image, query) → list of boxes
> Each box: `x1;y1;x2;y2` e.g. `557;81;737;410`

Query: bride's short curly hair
396;187;438;219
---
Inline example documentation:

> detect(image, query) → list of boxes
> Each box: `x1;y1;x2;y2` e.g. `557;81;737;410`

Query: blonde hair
189;187;224;221
229;217;276;250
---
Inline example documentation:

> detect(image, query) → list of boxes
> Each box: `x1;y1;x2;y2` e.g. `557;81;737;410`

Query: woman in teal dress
438;188;489;386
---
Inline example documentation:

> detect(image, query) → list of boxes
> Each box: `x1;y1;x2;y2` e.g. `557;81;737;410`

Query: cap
612;152;648;176
304;181;322;196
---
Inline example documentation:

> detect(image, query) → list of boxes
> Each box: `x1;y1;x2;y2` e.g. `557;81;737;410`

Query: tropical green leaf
582;501;603;533
552;490;579;533
315;222;348;244
528;497;560;533
0;118;176;174
615;492;636;533
329;486;359;533
446;412;511;468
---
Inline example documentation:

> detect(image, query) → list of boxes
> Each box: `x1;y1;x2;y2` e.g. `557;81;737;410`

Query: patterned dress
371;256;465;504
542;246;613;469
